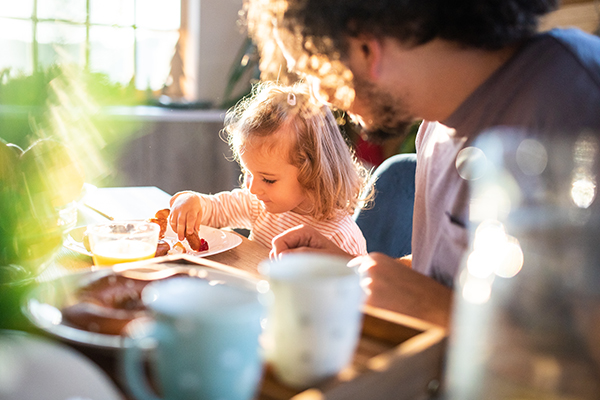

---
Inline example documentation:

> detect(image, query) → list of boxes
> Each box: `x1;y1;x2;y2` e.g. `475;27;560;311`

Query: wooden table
38;186;453;400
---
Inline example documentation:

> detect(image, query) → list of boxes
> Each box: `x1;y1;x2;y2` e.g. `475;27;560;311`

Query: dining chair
354;153;416;258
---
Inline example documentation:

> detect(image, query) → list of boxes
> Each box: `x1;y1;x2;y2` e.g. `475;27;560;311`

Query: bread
185;231;209;252
61;273;188;335
147;208;170;239
155;239;171;257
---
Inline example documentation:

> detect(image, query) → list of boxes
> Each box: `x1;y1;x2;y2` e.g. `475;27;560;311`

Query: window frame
0;0;182;90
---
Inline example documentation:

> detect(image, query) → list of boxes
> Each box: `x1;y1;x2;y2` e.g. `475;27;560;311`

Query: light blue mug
122;273;265;400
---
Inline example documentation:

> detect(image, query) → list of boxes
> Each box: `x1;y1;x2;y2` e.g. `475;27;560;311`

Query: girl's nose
247;176;262;195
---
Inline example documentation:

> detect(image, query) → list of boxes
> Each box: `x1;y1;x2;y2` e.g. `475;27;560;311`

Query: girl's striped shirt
191;188;367;256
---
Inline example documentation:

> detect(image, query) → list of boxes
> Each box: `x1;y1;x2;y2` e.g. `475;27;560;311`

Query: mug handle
122;320;163;400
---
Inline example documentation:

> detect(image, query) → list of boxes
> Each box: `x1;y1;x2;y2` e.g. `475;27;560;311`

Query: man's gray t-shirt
412;28;600;287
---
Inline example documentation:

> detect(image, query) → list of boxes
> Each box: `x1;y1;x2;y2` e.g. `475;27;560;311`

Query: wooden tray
259;305;447;400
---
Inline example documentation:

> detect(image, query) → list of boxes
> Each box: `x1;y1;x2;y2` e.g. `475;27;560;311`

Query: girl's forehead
244;127;296;158
240;138;292;170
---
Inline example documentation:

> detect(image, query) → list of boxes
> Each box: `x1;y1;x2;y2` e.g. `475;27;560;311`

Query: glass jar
445;129;600;399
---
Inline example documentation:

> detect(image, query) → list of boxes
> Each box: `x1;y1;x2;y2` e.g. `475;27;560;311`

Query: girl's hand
169;192;203;241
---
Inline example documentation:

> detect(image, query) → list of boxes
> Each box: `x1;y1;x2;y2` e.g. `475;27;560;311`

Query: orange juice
92;240;156;266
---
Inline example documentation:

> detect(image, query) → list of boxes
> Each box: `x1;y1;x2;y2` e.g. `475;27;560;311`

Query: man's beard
353;76;417;144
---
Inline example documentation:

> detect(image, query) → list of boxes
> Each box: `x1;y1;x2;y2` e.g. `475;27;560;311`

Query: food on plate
61;273;188;335
186;231;209;252
61;274;149;335
155;239;171;257
147;208;210;254
170;242;187;255
147;208;170;239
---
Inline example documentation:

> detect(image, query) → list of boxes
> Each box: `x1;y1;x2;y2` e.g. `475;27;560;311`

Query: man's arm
358;252;453;328
271;226;453;328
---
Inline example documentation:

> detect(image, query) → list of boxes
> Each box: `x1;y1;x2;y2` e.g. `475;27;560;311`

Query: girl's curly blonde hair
224;81;372;220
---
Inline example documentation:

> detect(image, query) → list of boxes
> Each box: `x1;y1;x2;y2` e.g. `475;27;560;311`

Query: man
243;3;600;396
244;0;600;294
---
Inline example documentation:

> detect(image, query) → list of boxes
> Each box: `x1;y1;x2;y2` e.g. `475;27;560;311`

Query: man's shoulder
416;121;458;152
545;27;600;50
542;28;600;78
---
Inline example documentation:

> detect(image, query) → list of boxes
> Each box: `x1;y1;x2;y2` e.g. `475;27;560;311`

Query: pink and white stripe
197;188;367;256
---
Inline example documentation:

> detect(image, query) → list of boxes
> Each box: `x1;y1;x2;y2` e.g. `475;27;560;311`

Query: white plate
63;224;242;258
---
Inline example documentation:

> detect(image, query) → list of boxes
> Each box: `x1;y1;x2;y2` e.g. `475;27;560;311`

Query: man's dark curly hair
245;0;558;108
285;0;559;53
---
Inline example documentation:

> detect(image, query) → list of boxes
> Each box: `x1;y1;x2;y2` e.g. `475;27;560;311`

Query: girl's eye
262;178;276;184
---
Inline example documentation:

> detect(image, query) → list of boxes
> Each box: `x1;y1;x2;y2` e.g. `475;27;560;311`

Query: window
0;0;181;91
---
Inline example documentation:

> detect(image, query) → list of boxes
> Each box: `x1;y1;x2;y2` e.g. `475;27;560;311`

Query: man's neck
386;38;520;122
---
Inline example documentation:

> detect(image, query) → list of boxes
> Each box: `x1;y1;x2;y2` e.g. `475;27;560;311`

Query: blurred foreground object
445;129;600;399
0;136;85;330
0;330;123;400
20;138;85;208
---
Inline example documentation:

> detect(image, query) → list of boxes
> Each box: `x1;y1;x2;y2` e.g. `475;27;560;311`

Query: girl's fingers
194;217;202;234
169;214;177;233
176;212;188;241
169;193;201;240
186;214;198;236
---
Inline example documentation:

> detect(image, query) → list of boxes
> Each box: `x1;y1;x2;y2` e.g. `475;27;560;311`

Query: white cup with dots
122;272;265;400
259;253;367;389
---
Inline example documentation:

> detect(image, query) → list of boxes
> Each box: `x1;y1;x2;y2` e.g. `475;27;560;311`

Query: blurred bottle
445;128;600;399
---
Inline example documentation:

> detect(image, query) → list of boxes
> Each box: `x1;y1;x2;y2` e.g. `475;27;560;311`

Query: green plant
0;66;152;145
220;37;261;109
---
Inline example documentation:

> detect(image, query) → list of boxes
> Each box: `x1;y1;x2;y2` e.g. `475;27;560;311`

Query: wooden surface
259;306;447;400
38;186;453;400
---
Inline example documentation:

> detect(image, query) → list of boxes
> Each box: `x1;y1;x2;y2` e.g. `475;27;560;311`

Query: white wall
182;0;246;106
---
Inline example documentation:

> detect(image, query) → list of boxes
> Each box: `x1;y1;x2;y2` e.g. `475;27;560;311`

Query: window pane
90;26;135;85
0;0;33;18
37;0;86;23
0;18;33;76
136;0;180;30
37;22;86;68
136;29;179;90
90;0;134;26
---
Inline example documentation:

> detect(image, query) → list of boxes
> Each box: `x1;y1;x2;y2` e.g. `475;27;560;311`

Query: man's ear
346;37;383;80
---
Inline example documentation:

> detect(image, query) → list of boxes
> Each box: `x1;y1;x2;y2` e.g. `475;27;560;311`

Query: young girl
169;82;372;256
